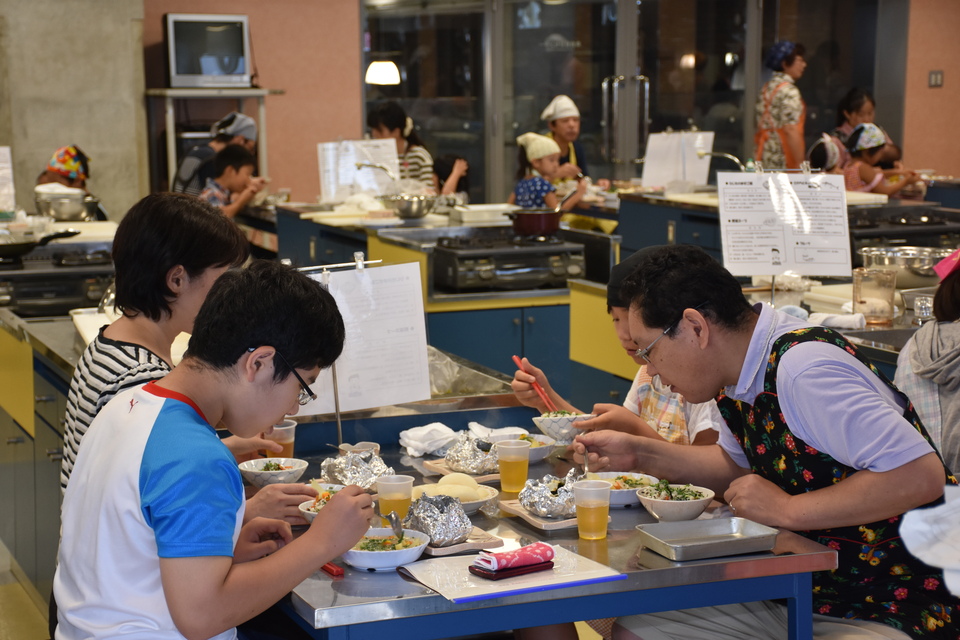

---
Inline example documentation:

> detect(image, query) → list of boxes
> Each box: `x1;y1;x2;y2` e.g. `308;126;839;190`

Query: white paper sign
317;139;400;203
0;147;15;212
300;262;430;414
717;172;851;277
640;131;715;188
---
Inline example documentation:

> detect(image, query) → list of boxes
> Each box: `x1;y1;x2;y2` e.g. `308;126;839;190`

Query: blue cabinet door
521;305;571;398
276;214;320;266
427;308;523;376
568;361;634;414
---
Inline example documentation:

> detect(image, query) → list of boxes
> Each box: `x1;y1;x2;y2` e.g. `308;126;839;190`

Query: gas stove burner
513;234;563;246
849;216;878;229
53;249;112;267
437;236;500;250
0;256;23;271
890;213;947;226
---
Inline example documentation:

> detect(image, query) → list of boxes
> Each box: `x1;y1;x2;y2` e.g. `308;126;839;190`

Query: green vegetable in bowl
639;478;706;501
261;460;291;471
541;410;581;418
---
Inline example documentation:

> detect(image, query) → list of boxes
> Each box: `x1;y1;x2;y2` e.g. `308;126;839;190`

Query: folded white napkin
808;312;866;330
398;423;458;457
467;422;529;441
901;485;960;596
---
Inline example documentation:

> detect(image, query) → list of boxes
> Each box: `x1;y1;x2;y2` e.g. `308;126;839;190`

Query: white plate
591;472;659;507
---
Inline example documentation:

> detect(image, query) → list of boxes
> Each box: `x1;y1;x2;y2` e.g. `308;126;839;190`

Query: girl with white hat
507;132;585;210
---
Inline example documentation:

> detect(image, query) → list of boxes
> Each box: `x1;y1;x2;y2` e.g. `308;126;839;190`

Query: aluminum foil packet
320;451;394;491
518;468;584;518
444;432;497;475
403;494;472;547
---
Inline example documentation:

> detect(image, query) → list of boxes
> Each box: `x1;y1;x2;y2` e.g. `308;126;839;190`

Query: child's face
532;153;561;179
222;165;254;194
845;101;875;127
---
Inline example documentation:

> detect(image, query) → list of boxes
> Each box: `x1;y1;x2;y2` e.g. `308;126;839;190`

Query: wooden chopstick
512;355;559;413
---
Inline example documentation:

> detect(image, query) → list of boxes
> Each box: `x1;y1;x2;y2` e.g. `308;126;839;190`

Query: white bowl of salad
488;432;556;463
592;471;659;507
238;458;308;488
298;482;346;523
637;479;715;521
531;411;595;445
341;528;430;571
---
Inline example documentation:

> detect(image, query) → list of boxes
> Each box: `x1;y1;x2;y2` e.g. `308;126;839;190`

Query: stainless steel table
285;456;837;640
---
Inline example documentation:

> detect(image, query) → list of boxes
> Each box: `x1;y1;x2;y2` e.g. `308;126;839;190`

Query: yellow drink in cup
496;440;532;493
573;480;612;540
376;475;414;527
378;495;412;524
264;420;296;458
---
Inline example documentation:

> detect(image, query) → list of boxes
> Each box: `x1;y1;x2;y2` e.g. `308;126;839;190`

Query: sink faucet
696;150;746;172
355;162;398;182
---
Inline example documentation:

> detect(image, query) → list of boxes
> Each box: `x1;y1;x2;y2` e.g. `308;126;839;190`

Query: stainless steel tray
636;517;778;561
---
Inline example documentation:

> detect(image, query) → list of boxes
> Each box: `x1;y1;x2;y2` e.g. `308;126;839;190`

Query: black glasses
634;303;707;364
249;347;317;405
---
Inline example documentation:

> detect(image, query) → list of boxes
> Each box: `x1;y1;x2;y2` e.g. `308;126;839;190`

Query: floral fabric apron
716;326;959;638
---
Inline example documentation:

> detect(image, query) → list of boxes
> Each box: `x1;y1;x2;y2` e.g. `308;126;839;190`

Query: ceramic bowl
592;471;659;507
238;458;308;488
487;432;555;463
341;528;430;571
298;483;347;523
636;484;715;521
531;414;595;445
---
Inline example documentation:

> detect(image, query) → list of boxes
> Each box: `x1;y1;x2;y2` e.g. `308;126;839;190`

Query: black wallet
468;561;555;581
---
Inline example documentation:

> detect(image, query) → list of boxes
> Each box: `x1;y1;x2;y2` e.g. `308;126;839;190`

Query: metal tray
636;517;778;561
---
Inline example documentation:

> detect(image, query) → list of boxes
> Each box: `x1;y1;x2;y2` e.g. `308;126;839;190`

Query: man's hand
245;482;318;524
234;517;292;563
572;430;641;472
555;163;583;180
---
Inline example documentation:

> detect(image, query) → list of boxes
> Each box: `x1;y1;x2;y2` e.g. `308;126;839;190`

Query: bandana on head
850;123;886;152
809;133;841;171
516;132;561;162
764;41;795;71
934;248;960;281
47;145;89;181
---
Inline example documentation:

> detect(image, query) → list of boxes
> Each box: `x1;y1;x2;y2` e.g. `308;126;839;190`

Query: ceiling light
364;61;401;85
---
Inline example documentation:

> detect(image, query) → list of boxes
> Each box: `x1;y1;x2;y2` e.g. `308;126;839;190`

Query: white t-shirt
623;366;723;444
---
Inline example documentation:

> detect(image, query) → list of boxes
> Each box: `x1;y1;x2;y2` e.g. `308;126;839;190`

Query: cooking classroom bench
284;454;837;640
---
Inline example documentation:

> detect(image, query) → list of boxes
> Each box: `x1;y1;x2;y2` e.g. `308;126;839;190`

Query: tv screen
166;13;252;88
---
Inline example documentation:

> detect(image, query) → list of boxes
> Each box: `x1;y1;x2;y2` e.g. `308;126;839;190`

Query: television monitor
165;13;252;88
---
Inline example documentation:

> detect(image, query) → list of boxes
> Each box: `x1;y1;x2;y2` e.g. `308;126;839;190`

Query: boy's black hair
620;245;754;332
366;101;425;147
112;193;249;322
213;144;256;179
186;260;345;381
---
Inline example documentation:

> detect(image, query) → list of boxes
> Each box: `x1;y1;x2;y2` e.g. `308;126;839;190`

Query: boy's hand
307;485;374;558
245;482;318;524
511;357;552;410
248;176;267;193
223;434;282;463
234;517;293;563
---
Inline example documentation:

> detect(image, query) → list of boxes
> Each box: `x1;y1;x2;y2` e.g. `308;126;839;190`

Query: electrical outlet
929;70;944;88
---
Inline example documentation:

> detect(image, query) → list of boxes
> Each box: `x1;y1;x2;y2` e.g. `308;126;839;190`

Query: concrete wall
141;1;363;203
903;0;960;177
0;1;147;218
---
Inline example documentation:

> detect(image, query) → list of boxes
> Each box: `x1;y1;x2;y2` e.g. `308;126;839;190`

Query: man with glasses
56;260;374;640
576;245;958;640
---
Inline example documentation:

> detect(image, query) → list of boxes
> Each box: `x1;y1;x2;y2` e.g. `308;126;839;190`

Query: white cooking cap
516;132;561;162
540;95;580;122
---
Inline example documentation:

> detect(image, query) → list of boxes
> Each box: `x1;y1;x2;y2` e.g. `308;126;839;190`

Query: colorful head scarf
849;123;886;152
516;132;561;162
47;145;89;181
764;41;796;71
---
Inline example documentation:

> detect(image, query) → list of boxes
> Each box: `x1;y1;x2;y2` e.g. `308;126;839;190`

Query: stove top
433;227;584;257
848;206;960;238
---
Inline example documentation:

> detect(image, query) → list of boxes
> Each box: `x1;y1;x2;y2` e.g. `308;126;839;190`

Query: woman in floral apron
755;41;807;170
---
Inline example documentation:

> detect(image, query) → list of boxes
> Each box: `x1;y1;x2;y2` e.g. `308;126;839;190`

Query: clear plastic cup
376;474;414;524
573;480;612;540
496;439;531;493
853;267;897;325
264;419;296;458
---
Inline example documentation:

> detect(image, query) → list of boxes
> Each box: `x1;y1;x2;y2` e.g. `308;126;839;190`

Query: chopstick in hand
512;355;559;413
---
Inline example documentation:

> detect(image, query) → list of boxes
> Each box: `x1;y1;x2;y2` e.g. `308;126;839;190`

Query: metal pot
507;209;561;237
35;194;89;221
858;246;954;289
0;229;81;259
378;194;437;219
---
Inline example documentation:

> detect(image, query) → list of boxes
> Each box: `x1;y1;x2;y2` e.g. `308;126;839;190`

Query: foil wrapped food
403;494;472;547
444;432;497;475
518;468;584;518
320;450;394;490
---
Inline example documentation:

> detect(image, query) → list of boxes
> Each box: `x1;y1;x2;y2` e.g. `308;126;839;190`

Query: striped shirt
399;144;434;188
61;327;170;494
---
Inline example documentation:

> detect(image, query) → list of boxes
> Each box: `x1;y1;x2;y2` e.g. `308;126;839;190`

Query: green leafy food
541;410;581;418
610;475;655;490
354;535;420;552
518;434;546;447
638;478;706;501
261;461;291;471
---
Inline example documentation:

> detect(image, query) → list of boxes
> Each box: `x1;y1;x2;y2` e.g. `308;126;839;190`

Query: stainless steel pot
35;194;89;221
858;246;954;289
378;194;437;219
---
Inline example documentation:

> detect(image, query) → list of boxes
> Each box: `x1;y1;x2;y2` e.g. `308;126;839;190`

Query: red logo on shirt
128;399;138;412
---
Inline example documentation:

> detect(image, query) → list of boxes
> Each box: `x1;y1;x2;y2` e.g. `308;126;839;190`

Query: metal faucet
696;150;746;172
355;162;398;182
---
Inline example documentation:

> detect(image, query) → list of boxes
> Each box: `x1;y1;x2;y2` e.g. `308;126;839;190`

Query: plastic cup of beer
496;439;531;493
376;474;415;525
264;419;296;458
573;480;612;540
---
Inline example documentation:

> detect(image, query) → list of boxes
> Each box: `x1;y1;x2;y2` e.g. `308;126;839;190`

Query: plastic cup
573;480;611;540
496;439;531;493
376;474;414;524
853;267;897;325
264;419;296;458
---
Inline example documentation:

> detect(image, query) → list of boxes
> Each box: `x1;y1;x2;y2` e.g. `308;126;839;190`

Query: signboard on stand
317;139;399;203
640;131;715;189
0;147;15;214
716;172;851;278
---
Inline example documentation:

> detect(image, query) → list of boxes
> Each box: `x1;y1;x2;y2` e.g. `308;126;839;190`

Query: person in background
541;95;590;181
754;41;806;170
507;132;585;210
172;111;257;196
55;259;373;640
433;154;470;205
199;144;267;219
36;145;108;220
843;123;921;196
832;87;901;169
806;133;843;174
367;101;435;190
895;251;960;475
574;245;957;640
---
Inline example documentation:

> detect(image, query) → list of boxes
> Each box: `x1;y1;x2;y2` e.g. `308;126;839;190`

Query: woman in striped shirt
367;101;435;190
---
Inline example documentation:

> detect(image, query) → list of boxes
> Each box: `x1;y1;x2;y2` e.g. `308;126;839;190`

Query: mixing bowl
858;246;954;289
378;194;437;219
